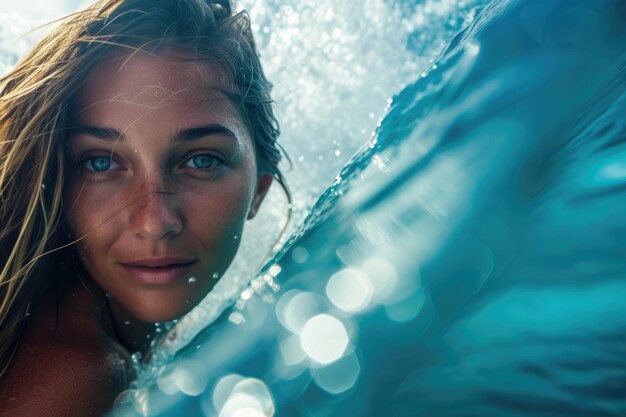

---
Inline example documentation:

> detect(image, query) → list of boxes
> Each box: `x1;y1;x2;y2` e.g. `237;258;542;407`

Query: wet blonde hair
0;0;289;377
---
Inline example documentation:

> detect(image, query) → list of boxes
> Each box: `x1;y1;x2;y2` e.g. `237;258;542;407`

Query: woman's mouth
119;258;197;285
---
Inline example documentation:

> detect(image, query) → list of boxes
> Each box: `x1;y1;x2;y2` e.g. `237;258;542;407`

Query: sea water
2;0;626;416
121;0;626;415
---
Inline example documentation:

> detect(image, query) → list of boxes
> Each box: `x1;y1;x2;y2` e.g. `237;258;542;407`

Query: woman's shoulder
0;281;130;417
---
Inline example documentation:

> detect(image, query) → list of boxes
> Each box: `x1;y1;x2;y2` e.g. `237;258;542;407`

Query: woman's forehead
79;50;234;106
72;50;252;148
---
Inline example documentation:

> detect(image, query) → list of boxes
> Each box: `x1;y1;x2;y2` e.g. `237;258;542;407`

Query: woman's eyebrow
171;124;238;142
68;124;238;143
70;126;124;142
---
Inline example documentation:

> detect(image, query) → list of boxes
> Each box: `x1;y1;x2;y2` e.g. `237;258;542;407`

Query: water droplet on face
188;277;197;284
213;272;220;280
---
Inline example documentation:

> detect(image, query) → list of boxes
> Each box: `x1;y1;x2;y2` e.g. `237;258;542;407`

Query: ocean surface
2;0;626;416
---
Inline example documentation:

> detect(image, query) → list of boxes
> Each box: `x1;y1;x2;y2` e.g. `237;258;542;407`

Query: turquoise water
2;0;626;415
108;0;626;416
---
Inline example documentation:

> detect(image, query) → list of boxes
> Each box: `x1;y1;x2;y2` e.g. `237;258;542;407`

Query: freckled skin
63;52;272;326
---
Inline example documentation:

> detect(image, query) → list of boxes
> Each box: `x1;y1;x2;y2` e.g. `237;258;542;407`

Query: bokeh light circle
326;268;373;313
300;314;349;364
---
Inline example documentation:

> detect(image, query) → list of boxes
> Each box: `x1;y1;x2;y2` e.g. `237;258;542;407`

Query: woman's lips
119;260;197;285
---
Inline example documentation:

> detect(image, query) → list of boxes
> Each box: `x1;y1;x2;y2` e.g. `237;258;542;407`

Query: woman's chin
104;275;217;326
127;303;196;324
109;290;207;325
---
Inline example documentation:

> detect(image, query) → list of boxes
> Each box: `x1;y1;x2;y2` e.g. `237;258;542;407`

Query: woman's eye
184;154;223;170
82;156;121;172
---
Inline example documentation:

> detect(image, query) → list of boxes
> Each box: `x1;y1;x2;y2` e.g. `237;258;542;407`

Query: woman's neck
72;261;157;356
106;297;156;357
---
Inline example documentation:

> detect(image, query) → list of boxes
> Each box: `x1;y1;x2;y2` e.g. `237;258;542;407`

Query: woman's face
64;52;271;322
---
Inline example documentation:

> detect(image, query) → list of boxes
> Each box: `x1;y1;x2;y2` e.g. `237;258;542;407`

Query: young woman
0;0;288;414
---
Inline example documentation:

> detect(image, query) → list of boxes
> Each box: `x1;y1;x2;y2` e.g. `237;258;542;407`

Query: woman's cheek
64;179;124;242
185;177;253;238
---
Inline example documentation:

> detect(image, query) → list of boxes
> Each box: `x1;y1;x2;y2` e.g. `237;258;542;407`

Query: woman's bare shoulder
0;284;130;417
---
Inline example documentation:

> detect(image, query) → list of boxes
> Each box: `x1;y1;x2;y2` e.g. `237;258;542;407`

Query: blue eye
185;154;223;169
83;156;119;172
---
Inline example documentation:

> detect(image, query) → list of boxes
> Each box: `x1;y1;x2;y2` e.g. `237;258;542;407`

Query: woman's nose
129;186;183;241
